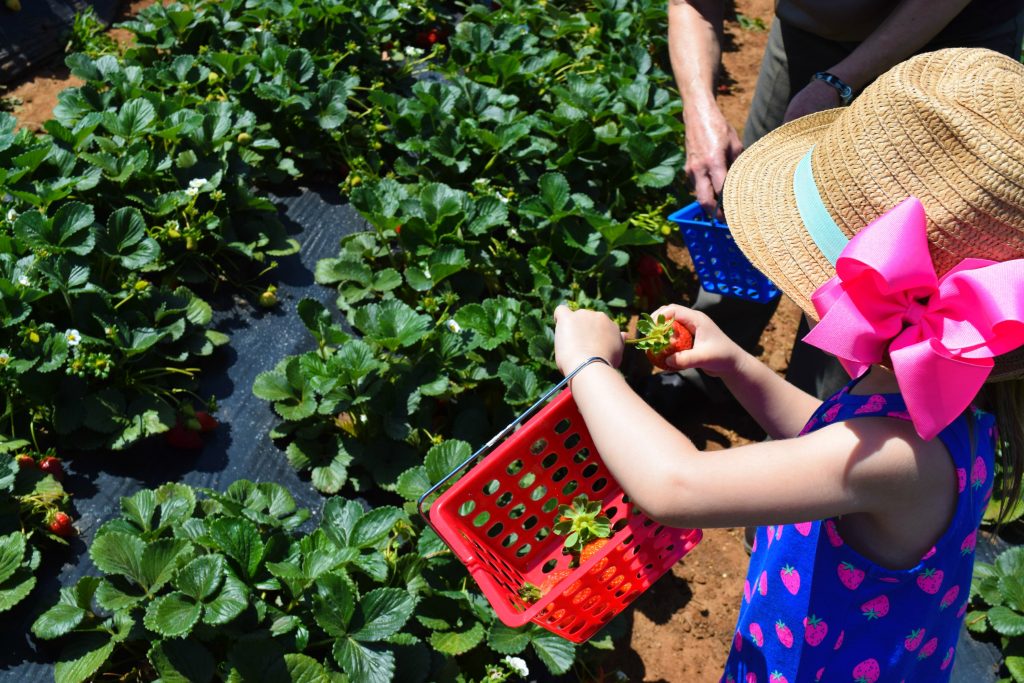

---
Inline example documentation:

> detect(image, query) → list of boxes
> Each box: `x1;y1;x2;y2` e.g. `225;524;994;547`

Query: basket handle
416;355;610;527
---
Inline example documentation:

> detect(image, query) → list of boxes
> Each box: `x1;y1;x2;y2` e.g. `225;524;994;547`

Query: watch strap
813;71;854;105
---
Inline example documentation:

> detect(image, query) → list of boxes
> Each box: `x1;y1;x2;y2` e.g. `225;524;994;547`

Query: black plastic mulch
0;0;118;85
0;186;1007;681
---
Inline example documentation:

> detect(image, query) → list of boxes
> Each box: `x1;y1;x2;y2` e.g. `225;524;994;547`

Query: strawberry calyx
625;313;693;369
553;494;611;558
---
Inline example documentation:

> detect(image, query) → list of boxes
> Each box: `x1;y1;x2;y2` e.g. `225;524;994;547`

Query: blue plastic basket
667;201;780;302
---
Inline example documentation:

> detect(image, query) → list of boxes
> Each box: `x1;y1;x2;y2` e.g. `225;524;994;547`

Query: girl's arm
553;306;952;546
649;304;821;439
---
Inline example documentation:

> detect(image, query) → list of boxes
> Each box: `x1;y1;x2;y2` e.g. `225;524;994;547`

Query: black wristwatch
813;71;854;105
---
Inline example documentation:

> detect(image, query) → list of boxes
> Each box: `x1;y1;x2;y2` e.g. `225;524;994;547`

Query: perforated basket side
668;202;780;302
430;389;623;625
429;389;703;639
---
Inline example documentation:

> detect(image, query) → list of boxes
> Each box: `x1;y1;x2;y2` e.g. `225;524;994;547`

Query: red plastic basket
419;364;702;643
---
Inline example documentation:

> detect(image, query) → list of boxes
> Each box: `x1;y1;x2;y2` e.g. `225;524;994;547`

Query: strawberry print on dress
721;374;995;682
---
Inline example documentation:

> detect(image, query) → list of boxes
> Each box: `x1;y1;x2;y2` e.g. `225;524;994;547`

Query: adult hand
553;305;624;376
683;105;743;219
649;304;743;377
783;79;842;123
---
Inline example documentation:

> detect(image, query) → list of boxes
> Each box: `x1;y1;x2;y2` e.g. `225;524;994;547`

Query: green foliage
971;546;1024;681
33;481;569;681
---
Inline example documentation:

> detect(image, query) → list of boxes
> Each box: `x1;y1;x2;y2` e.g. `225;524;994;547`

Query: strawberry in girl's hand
39;456;64;480
48;512;74;537
627;313;694;370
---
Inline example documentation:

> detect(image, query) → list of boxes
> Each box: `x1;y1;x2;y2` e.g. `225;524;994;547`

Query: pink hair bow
803;197;1024;440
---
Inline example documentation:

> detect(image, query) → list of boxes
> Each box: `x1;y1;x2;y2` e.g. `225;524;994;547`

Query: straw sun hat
723;48;1024;379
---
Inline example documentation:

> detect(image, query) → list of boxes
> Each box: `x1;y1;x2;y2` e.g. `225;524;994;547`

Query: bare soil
3;1;803;680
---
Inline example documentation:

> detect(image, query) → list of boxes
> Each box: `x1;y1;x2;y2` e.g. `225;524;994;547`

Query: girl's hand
650;304;744;377
553;305;624;376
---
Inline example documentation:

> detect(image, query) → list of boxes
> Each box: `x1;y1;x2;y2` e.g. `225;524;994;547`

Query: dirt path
2;1;802;680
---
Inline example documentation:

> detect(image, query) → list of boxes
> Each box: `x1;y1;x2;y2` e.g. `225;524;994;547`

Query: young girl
553;48;1024;682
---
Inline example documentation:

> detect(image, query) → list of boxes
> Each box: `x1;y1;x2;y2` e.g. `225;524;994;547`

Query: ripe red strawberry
627;314;693;370
195;411;219;432
580;538;610;565
15;454;35;470
39;456;64;480
164;424;204;450
48;512;74;537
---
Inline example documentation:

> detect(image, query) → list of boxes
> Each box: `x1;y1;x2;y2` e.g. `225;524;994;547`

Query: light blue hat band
793;147;849;266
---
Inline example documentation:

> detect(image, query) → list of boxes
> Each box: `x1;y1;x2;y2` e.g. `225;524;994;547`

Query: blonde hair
980;380;1024;528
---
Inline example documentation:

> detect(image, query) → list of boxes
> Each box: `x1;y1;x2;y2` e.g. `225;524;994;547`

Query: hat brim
722;107;1024;381
723;109;844;321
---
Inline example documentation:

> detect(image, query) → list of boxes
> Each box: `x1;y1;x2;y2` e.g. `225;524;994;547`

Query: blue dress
721;376;995;683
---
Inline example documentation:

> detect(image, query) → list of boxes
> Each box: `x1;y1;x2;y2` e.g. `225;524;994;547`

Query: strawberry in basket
518;494;612;604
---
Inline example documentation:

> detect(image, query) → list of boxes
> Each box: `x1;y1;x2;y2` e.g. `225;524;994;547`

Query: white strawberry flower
185;187;200;197
445;319;462;334
0;351;9;365
496;192;509;204
64;329;82;346
17;275;30;287
6;208;17;222
189;177;207;189
404;46;424;57
502;656;528;677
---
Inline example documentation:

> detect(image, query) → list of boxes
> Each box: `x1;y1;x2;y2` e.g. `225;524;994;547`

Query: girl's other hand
553;305;624;376
650;304;743;377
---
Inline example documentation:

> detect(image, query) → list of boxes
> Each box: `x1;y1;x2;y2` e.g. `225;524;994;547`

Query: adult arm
668;0;743;217
784;0;973;121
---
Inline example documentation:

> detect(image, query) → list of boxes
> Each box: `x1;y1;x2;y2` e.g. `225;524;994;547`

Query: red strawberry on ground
861;595;889;620
195;410;219;432
48;512;74;537
39;456;64;480
852;658;880;683
15;454;35;470
775;620;793;648
917;567;943;594
904;628;925;651
803;615;828;646
780;565;800;595
837;561;865;590
165;423;204;450
627;314;693;370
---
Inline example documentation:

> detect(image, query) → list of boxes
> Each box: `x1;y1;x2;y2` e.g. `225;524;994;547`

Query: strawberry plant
968;546;1024;682
32;480;582;682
